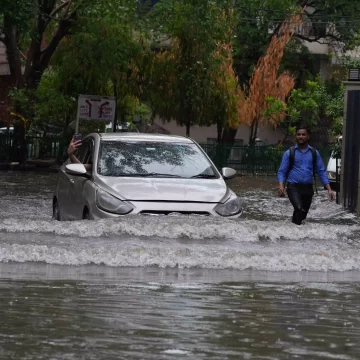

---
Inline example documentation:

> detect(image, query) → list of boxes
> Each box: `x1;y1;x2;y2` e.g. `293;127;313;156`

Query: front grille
140;210;210;216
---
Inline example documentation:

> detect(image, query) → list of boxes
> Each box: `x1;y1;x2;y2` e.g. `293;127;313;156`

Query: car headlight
96;189;133;215
327;171;337;180
215;197;242;217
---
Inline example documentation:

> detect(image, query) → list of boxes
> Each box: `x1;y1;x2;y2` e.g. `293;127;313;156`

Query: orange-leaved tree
236;14;302;145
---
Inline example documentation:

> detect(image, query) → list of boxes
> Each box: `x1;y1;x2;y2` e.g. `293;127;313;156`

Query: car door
61;138;94;220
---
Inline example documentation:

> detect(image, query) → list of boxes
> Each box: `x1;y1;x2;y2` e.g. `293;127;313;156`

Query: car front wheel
53;199;62;221
83;208;90;220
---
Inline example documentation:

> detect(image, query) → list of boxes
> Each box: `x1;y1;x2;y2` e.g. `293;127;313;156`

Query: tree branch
3;15;24;87
39;19;72;74
24;38;41;81
294;31;342;44
63;0;73;18
50;0;71;18
67;0;87;20
18;49;27;61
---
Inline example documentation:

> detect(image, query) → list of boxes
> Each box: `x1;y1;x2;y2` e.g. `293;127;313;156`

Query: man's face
296;129;309;144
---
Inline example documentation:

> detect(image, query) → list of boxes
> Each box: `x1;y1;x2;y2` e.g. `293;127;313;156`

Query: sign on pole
75;95;117;133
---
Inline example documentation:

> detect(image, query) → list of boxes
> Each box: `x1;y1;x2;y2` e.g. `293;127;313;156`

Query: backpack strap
311;147;318;194
285;146;295;182
285;146;318;193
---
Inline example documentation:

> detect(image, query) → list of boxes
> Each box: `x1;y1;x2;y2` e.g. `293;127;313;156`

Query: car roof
97;132;194;144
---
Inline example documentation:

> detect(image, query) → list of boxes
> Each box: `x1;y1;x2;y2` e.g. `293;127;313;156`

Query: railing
27;136;62;159
200;143;285;175
0;133;65;163
0;133;333;175
200;143;333;175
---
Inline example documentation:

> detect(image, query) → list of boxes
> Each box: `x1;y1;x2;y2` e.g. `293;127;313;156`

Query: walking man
277;126;335;225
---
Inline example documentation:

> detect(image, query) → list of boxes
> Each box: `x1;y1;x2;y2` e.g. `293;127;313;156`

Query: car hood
95;176;228;203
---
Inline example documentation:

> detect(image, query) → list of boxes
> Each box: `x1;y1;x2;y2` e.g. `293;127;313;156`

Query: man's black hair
295;124;310;134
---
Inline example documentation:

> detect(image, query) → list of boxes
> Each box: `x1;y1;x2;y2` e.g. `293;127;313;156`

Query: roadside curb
0;160;60;173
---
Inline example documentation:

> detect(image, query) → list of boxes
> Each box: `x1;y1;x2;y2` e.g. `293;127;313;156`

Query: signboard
77;95;116;122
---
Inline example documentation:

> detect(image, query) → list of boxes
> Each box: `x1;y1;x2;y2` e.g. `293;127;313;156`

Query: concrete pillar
341;81;360;213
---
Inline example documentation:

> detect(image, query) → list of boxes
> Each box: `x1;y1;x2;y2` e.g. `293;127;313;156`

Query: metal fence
0;133;333;175
0;133;64;163
200;143;333;175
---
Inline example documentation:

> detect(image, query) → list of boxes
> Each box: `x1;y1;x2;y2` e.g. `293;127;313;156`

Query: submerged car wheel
83;208;90;220
53;199;62;221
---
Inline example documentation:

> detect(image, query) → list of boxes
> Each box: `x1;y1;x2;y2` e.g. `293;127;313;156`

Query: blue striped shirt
277;145;329;185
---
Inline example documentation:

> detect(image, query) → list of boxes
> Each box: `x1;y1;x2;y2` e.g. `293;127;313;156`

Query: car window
75;139;94;164
97;141;219;178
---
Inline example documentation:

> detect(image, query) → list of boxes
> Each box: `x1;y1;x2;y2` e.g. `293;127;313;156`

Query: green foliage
232;0;300;83
0;0;35;31
315;80;344;136
34;70;76;133
30;0;151;135
331;138;342;159
2;0;358;143
264;81;320;131
265;76;345;139
343;56;360;70
8;88;33;119
148;0;236;133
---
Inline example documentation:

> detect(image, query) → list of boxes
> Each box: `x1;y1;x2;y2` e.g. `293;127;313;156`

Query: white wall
153;117;289;145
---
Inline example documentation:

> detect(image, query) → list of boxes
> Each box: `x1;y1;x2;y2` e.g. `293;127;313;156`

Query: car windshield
97;140;219;178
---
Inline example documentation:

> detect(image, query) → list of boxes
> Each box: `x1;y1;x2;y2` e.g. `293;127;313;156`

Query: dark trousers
286;183;314;225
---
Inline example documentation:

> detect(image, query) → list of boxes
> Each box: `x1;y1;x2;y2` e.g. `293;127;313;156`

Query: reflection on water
1;267;360;360
0;171;359;359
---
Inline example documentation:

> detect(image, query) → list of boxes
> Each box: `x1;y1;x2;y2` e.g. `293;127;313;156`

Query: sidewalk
0;158;61;172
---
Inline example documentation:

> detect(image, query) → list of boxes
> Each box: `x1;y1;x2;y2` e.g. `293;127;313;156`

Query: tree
264;80;321;143
1;0;151;160
234;15;302;145
294;0;360;48
0;1;151;157
33;0;151;134
1;0;81;89
221;0;360;145
264;77;345;144
147;0;237;137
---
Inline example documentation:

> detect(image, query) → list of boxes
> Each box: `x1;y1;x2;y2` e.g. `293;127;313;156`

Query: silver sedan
53;133;242;220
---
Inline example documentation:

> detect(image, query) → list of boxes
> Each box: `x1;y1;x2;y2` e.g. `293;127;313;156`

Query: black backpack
286;146;318;192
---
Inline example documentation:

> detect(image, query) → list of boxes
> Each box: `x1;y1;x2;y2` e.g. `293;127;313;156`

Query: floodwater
0;171;359;359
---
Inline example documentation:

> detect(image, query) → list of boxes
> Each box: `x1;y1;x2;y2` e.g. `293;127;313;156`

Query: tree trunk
221;126;238;145
3;6;73;163
217;127;238;168
217;120;222;143
186;122;190;137
3;17;23;88
249;120;258;146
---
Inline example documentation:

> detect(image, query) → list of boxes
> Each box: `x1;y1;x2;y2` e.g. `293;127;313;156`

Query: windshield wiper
191;174;218;179
121;173;185;178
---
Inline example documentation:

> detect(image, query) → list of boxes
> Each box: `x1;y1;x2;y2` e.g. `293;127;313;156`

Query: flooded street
0;171;360;359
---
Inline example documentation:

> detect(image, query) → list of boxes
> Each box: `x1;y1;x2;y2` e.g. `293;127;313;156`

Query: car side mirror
65;163;88;176
221;167;236;180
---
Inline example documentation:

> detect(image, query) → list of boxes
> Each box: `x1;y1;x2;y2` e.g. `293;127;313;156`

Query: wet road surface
0;171;359;359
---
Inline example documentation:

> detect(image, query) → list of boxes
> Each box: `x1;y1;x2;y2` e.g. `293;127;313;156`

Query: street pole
75;96;80;134
113;80;118;133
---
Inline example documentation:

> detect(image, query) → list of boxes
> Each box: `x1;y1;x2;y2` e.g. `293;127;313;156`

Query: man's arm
67;138;82;163
277;150;290;196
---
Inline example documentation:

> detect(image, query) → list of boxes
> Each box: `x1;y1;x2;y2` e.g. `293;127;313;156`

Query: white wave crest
0;217;357;242
0;240;359;271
